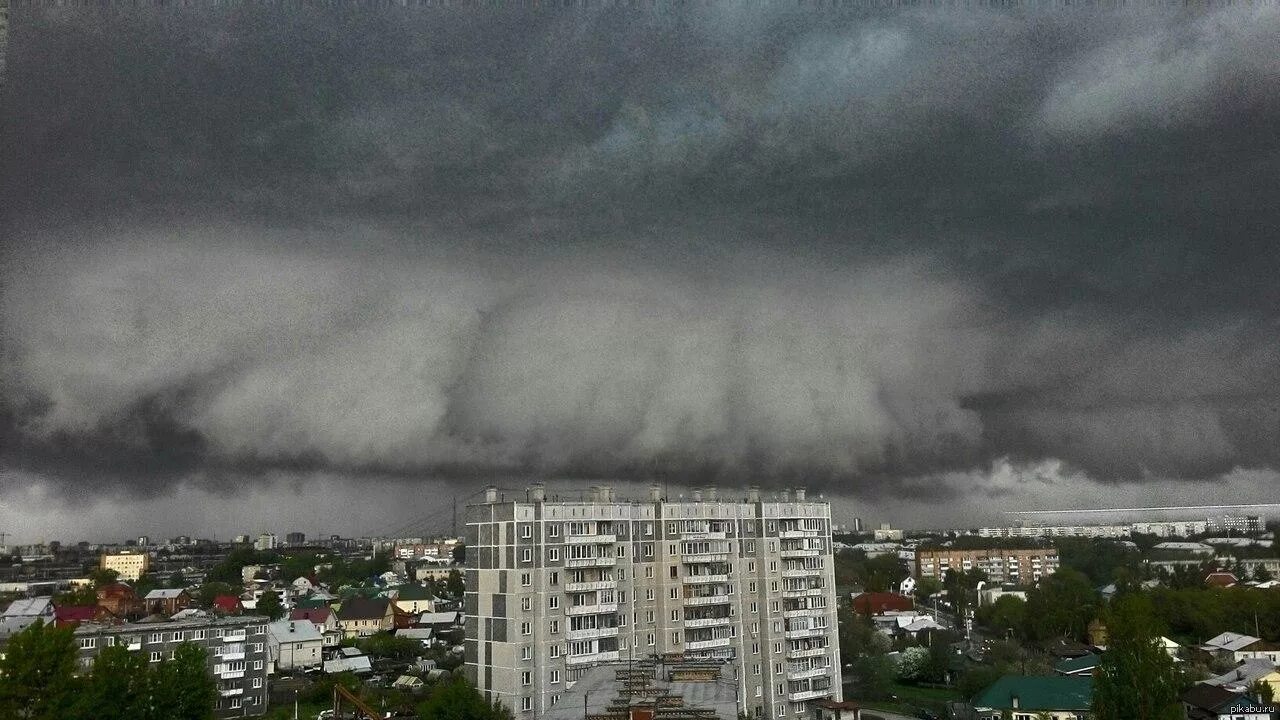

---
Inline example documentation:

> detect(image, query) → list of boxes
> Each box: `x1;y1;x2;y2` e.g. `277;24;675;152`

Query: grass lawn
262;699;331;719
850;682;963;716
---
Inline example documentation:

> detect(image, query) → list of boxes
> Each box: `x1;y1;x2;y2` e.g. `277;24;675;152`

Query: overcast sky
2;3;1279;543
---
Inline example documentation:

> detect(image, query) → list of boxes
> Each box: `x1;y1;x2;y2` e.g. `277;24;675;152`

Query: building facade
466;485;842;720
101;550;150;581
914;548;1059;585
976;525;1131;539
73;615;270;718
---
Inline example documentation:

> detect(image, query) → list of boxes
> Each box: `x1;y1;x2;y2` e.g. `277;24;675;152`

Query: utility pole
452;496;458;538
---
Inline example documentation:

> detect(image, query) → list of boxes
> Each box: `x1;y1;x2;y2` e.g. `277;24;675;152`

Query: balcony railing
783;608;826;619
566;603;619;616
786;666;830;681
781;568;823;579
565;626;619;641
780;549;820;558
564;534;617;545
682;574;729;585
786;646;828;659
566;557;616;568
564;580;616;592
682;553;730;564
219;670;245;679
782;587;824;598
565;650;619;665
779;530;820;539
219;688;244;697
784;627;828;640
683;616;732;629
222;631;247;643
685;637;732;650
788;688;834;701
684;595;731;606
680;532;727;540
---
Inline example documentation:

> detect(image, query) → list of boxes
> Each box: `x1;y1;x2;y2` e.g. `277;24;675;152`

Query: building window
521;573;531;587
149;652;162;663
550;644;560;658
79;637;96;649
548;548;559;561
521;525;532;539
253;660;263;670
549;524;560;537
669;588;678;600
647;633;655;646
548;596;559;610
521;622;532;636
252;677;263;689
549;571;559;586
646;589;654;601
549;620;559;633
521;549;533;563
149;633;163;643
644;523;653;536
522;646;533;661
550;670;560;683
522;597;532;611
522;671;531;686
521;697;532;712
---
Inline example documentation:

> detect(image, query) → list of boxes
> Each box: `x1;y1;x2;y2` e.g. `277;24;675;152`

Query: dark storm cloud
2;2;1280;502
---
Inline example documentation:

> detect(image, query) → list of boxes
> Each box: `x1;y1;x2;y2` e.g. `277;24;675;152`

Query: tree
976;595;1027;639
1250;680;1275;704
1253;564;1274;583
160;642;218;720
256;591;284;620
897;646;930;681
452;544;466;564
446;569;465;599
165;571;187;588
914;576;943;603
75;644;148;720
88;567;120;587
850;654;897;700
195;582;237;608
0;620;80;720
1092;595;1182;720
417;677;513;720
1023;569;1097;642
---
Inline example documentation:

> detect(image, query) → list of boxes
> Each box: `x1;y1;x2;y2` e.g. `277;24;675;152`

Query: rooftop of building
971;675;1093;711
543;658;739;720
73;614;270;635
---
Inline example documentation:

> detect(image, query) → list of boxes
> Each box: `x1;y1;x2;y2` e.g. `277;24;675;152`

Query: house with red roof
1206;572;1239;588
96;583;142;619
53;605;118;628
290;607;342;646
213;595;243;615
852;591;914;615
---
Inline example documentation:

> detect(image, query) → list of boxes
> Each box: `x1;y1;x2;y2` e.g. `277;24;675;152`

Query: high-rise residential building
465;484;841;720
73;615;271;718
914;547;1059;585
254;533;277;551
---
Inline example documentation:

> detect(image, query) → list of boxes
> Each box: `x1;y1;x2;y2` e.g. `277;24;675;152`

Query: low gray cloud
2;3;1280;516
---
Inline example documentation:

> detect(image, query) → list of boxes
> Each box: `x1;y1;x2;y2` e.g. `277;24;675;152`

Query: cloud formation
2;3;1280;511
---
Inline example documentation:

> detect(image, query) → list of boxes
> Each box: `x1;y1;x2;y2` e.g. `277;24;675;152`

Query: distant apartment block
101;550;150;581
976;525;1131;539
254;533;278;551
73;615;270;718
915;547;1058;585
465;485;841;720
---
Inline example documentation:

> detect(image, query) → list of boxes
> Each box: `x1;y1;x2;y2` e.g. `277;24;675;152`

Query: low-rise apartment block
73;615;270;718
466;485;842;720
915;547;1058;585
101;550;150;581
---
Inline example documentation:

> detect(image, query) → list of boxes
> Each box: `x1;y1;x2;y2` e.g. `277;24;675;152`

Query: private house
2;597;54;622
1234;638;1280;665
971;675;1093;720
1200;632;1264;663
144;588;192;616
1182;683;1274;720
213;595;244;615
289;607;342;647
814;700;862;720
97;583;142;619
851;591;914;615
54;605;117;628
266;619;323;672
1053;654;1101;677
335;597;393;638
1204;658;1280;700
392;584;439;615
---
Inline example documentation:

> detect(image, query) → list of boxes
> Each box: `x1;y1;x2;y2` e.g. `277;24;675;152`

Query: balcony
565;534;616;545
681;532;727;541
566;626;619;641
782;587;824;598
222;631;247;643
683;616;732;629
780;549;820;559
219;651;245;661
126;640;142;651
682;574;729;585
784;627;828;640
783;608;826;619
781;568;823;579
567;557;616;568
786;646;828;659
779;530;820;539
786;666;830;681
565;650;619;665
219;670;245;679
219;688;244;697
682;553;730;564
565;580;616;592
685;637;731;650
566;603;619;617
684;595;731;606
788;688;834;702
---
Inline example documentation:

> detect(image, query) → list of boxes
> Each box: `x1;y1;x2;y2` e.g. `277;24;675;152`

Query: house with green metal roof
971;675;1093;720
1053;653;1101;677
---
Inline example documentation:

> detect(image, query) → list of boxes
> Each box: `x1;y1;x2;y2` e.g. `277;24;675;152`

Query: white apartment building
465;485;841;720
975;524;1131;539
101;550;150;581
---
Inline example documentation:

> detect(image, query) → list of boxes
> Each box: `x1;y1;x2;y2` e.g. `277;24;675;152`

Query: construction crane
332;684;384;720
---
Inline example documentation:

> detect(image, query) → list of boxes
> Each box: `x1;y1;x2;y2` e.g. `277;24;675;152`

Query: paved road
861;711;921;720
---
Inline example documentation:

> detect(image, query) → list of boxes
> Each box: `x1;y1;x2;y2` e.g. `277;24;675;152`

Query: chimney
794;488;806;502
484;486;499;503
692;489;703;502
1011;695;1019;710
649;485;662;502
604;486;615;502
747;486;760;503
779;489;791;502
529;484;546;502
705;487;717;502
